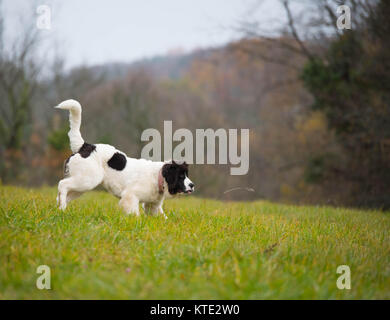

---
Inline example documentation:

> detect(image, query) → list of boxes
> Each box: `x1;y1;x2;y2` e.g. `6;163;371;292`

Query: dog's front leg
150;200;168;219
119;190;140;216
143;203;157;216
158;204;168;220
145;201;167;219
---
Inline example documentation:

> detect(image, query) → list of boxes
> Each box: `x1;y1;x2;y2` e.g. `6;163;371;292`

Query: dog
55;99;194;218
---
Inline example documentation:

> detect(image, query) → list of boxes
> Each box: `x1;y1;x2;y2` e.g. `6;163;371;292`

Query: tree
81;69;158;156
235;0;390;208
0;2;41;182
301;0;390;208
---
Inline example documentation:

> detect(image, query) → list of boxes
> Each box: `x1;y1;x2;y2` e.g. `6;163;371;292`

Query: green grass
0;185;389;299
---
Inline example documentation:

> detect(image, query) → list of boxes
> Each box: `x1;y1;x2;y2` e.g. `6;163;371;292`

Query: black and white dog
55;99;194;218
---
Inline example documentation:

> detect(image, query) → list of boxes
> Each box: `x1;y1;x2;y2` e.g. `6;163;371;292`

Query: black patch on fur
162;161;189;195
107;152;127;171
78;143;96;158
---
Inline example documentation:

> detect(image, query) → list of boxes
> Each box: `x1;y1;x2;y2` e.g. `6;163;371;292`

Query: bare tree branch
282;0;314;60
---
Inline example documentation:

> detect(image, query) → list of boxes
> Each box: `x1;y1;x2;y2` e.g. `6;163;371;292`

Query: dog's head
162;161;194;195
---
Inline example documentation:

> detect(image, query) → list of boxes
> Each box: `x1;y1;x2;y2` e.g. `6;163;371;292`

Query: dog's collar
158;168;165;194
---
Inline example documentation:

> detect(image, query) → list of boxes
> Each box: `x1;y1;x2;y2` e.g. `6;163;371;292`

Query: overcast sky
3;0;287;69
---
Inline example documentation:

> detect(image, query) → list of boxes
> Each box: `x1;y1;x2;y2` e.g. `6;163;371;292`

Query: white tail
55;99;85;153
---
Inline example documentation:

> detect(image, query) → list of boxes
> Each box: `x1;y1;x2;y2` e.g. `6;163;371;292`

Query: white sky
3;0;287;69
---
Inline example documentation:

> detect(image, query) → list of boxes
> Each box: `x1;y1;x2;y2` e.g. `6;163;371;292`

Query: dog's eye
179;174;184;179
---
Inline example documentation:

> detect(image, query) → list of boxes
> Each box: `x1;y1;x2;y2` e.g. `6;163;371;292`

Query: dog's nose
189;183;194;189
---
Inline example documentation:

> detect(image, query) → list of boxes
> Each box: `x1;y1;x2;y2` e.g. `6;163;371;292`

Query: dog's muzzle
185;183;195;194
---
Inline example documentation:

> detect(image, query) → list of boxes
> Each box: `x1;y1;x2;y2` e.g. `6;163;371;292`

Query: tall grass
0;186;389;299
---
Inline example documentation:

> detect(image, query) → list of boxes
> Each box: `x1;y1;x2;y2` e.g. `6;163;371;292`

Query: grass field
0;185;389;299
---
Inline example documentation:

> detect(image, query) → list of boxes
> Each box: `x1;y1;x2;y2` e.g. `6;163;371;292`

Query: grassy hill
0;186;389;299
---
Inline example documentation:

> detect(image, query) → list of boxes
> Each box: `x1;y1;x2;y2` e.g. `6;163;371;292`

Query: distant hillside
88;48;217;81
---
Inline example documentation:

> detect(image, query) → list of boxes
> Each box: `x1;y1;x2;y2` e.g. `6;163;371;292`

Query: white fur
55;100;194;218
184;176;192;190
55;99;84;153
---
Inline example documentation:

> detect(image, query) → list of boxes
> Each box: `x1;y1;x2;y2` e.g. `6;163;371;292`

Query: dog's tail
55;99;85;153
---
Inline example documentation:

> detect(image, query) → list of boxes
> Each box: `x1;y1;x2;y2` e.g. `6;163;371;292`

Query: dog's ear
162;163;175;179
171;160;188;168
162;163;178;194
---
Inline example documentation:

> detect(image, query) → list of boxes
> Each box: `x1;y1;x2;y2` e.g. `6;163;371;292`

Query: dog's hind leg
66;191;83;205
57;178;73;210
57;175;101;210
